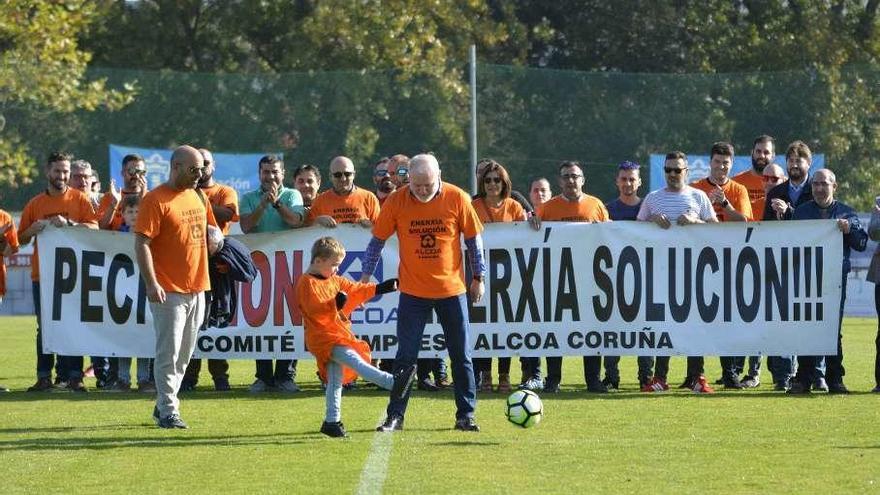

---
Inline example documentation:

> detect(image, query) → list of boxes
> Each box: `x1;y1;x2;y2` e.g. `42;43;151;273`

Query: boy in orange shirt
296;237;415;438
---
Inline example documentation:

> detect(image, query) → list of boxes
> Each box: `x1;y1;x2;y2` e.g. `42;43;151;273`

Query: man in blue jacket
788;168;867;394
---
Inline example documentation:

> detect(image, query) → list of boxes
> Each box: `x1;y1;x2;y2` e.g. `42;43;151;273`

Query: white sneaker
249;379;271;393
276;379;301;393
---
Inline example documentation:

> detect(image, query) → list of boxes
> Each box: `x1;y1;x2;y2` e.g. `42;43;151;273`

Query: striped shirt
636;186;716;222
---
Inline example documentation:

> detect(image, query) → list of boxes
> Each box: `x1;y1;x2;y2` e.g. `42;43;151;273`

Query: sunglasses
374;170;390;177
763;176;783;184
483;177;502;184
664;167;687;175
127;169;147;177
397;168;409;176
332;171;354;179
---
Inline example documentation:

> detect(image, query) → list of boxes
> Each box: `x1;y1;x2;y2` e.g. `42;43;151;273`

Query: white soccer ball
506;390;543;428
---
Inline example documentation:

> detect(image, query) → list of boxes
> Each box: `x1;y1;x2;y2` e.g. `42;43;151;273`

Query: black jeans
255;359;296;384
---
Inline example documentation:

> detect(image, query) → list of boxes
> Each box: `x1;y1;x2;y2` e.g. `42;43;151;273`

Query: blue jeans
118;357;152;384
386;293;476;420
325;346;393;423
32;282;82;380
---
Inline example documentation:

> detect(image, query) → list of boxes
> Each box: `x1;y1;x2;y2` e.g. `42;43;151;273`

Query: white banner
39;220;842;359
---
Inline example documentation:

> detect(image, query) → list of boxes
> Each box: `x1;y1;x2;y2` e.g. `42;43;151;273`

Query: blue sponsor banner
648;154;824;191
108;145;278;197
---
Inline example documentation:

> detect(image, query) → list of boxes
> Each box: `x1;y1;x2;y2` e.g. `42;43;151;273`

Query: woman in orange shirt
295;237;416;438
471;161;527;393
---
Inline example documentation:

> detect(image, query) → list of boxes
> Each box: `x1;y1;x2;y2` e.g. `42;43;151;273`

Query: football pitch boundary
356;413;393;495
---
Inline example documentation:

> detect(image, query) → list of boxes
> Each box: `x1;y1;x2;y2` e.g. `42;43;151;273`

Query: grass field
1;315;879;494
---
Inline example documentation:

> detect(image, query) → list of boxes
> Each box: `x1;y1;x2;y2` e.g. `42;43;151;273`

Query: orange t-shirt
295;273;377;383
732;170;765;221
536;194;610;222
97;190;143;231
201;183;240;234
135;184;218;293
691;178;752;222
18;188;98;281
372;183;483;299
472;197;527;223
0;209;21;296
308;186;380;225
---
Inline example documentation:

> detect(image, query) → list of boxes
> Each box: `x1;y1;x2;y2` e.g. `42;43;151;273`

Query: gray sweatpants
150;292;204;418
325;345;394;423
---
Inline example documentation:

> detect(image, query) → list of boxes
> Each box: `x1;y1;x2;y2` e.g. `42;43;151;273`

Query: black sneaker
179;379;197;392
786;381;811;394
586;380;609;393
320;421;349;438
827;382;850;395
213;378;231;392
158;414;188;429
775;377;791;391
678;377;696;389
813;377;829;392
391;364;417;400
543;378;560;393
740;375;760;388
416;377;439;392
601;377;619;391
376;415;404;432
722;375;744;390
67;378;88;393
454;417;480;432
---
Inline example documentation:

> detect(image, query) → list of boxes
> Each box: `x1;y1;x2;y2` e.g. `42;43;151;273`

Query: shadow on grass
0;432;310;451
429;440;502;446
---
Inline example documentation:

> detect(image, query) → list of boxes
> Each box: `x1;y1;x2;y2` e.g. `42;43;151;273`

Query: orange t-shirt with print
372;183;483;299
472;197;527;224
732;169;765;221
295;273;377;384
691;178;752;222
135;184;218;293
536;194;609;222
0;209;21;296
308;186;380;225
97;190;143;231
18;188;98;281
201;183;240;234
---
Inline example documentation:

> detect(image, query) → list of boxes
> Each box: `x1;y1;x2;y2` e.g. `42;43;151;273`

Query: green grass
1;315;879;494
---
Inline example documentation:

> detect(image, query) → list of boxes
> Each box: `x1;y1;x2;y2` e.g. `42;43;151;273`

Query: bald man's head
762;163;786;194
170;145;205;190
409;154;441;202
329;156;355;194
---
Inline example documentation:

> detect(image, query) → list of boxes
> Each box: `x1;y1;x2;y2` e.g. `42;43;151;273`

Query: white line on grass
355;415;393;495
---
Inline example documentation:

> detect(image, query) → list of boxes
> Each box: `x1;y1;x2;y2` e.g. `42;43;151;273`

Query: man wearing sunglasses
309;156;380;229
636;151;718;394
387;154;411;188
373;157;396;205
98;154;148;230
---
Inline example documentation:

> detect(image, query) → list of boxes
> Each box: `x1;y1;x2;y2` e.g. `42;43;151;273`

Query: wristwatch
720;198;730;208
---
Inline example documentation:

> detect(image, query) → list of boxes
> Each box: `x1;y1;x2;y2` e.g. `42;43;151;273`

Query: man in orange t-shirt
309;156;380;228
135;145;217;429
690;142;752;391
360;154;486;433
179;148;240;393
98;153;148;231
732;135;776;221
18;152;98;392
530;161;610;393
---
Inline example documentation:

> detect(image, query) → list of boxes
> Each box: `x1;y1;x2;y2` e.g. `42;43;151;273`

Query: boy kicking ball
295;236;416;438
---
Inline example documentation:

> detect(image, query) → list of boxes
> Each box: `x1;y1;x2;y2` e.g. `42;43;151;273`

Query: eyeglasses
127;169;146;177
374;170;390;177
332;171;354;179
397;168;409;176
560;174;583;181
483;177;502;184
664;167;687;175
763;176;783;184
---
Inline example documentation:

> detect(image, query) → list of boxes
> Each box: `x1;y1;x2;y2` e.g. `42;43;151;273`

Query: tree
0;0;134;194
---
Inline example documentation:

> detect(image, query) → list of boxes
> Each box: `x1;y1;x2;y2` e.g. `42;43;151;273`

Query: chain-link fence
5;63;880;210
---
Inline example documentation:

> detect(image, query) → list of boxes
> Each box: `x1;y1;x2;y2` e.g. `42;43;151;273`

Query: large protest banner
40;220;842;359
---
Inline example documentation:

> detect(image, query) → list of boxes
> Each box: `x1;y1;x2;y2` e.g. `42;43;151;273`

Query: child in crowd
295;236;415;438
108;195;155;393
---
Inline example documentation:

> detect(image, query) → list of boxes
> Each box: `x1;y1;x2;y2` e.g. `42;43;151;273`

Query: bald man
310;156;379;229
135;145;218;428
361;154;486;432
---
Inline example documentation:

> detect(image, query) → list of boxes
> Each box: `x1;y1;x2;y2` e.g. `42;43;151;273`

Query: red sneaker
641;377;668;392
692;375;715;394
